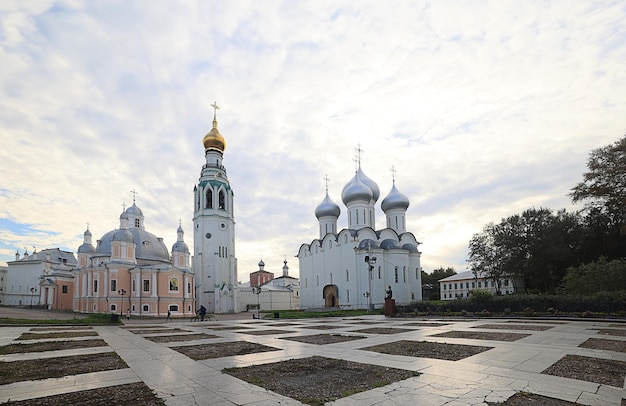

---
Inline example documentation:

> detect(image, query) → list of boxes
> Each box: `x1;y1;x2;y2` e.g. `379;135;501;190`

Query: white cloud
1;1;625;281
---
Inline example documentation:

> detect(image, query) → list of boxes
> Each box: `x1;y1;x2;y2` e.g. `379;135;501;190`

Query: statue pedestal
384;298;396;317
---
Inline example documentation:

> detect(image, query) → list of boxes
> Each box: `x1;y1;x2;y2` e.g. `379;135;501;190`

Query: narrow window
93;280;98;293
218;190;225;209
403;266;406;283
110;279;117;292
378;266;381;279
395;267;398;283
346;269;349;282
346;289;350;302
143;280;150;292
132;279;136;292
62;285;68;294
206;189;213;209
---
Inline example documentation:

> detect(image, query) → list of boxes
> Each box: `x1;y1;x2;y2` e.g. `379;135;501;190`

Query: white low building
2;249;76;307
439;270;519;300
238;260;300;313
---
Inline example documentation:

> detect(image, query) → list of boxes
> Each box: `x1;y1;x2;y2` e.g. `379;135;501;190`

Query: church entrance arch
323;284;339;308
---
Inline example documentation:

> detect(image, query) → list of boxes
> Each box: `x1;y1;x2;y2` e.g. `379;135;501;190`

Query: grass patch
262;309;383;319
0;313;118;325
0;352;128;384
223;355;418;405
0;339;107;354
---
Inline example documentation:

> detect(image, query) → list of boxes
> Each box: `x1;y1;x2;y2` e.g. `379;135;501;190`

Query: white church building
298;162;422;310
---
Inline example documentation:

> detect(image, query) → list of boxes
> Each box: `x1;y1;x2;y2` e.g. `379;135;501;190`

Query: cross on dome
130;189;139;203
211;101;220;120
391;165;397;183
323;174;330;192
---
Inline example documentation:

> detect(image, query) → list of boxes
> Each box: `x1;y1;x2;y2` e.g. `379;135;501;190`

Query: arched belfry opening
323;284;339;308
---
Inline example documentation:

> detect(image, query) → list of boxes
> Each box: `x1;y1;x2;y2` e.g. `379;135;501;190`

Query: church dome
172;240;189;253
96;228;170;262
356;167;380;202
125;203;143;217
315;192;341;219
78;228;95;253
341;174;373;205
381;183;410;212
112;228;135;243
78;243;95;254
202;118;226;153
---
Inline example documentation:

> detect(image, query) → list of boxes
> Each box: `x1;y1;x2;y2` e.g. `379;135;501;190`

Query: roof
439;271;479;282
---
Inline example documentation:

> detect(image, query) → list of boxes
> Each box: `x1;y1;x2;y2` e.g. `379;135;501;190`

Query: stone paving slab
0;315;625;405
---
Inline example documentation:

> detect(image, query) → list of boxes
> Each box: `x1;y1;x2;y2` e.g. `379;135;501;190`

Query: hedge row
399;291;626;315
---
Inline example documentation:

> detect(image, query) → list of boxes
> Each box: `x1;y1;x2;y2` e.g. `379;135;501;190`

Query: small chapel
298;155;423;310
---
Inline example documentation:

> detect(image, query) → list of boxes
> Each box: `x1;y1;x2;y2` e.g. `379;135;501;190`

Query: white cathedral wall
300;242;423;310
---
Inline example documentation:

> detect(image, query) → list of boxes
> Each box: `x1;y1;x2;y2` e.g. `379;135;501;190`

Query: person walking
126;309;130;320
166;310;171;322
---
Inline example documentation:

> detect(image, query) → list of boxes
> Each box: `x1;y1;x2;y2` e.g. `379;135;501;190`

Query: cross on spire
211;101;220;120
323;174;330;192
130;189;139;204
390;165;397;183
86;222;90;230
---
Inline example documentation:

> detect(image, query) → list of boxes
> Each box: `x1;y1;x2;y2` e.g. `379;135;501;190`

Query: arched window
169;304;179;312
218;190;226;209
206;189;213;209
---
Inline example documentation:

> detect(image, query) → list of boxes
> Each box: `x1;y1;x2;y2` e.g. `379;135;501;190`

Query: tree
562;257;626;294
570;134;626;259
571;134;626;225
421;267;455;300
468;208;584;293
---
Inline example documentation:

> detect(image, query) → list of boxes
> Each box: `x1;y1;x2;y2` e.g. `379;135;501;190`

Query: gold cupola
202;102;226;153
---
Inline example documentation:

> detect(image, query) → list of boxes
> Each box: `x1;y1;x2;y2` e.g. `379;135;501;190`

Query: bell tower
193;102;238;313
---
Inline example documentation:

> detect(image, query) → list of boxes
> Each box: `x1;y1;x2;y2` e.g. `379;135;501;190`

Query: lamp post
30;287;37;309
118;289;126;317
364;253;377;311
252;287;261;319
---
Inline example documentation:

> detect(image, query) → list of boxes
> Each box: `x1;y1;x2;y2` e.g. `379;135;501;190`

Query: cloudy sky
1;1;625;281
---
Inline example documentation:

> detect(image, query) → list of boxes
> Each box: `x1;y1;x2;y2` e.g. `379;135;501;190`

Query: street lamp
30;287;37;309
251;287;261;319
118;289;126;317
364;254;377;311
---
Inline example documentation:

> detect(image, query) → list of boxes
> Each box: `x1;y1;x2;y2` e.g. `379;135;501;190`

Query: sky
1;0;625;282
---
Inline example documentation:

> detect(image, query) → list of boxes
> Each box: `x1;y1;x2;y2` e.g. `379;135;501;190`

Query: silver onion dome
315;192;341;219
341;174;373;205
356;167;380;202
381;183;410;212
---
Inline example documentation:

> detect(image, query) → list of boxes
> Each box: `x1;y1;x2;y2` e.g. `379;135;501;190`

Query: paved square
1;315;625;405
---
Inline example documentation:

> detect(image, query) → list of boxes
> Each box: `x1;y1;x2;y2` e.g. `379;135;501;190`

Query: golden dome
202;117;226;152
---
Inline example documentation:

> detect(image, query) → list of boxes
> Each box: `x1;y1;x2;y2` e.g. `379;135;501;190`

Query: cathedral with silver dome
69;198;194;316
298;158;422;310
